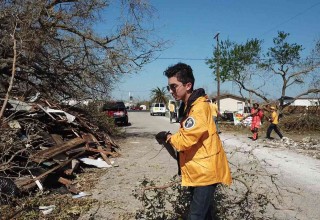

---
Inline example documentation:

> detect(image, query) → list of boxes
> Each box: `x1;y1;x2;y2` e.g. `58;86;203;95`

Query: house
139;105;147;110
216;94;249;113
281;96;320;107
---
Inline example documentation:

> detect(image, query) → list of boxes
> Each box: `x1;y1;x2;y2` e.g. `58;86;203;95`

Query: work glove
155;131;171;145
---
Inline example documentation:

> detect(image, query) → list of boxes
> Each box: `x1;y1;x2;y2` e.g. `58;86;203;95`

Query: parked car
150;103;166;116
102;101;129;125
131;106;143;110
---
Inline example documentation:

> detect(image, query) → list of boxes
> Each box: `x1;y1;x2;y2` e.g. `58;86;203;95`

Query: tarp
233;112;252;126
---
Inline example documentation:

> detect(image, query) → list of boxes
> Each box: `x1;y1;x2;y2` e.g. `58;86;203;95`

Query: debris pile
0;98;120;202
281;112;320;131
264;136;320;159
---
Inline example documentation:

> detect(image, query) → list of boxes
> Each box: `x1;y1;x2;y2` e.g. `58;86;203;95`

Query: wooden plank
58;177;72;185
66;146;117;157
85;145;118;157
58;177;79;194
65;147;86;155
20;151;85;190
15;176;37;191
64;159;80;175
30;137;86;163
58;177;80;194
51;134;64;145
82;133;112;165
98;145;112;165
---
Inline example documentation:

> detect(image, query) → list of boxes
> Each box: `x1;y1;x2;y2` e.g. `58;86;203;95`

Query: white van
150;103;166;116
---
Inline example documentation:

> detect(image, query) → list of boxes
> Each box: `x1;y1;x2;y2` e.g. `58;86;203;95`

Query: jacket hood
180;88;206;118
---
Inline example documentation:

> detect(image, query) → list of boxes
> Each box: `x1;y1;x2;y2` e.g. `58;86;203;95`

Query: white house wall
219;98;245;113
292;99;319;106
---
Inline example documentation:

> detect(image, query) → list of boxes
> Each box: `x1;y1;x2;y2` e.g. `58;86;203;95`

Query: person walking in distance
266;106;283;139
168;101;176;124
242;103;264;141
210;98;221;134
155;62;232;220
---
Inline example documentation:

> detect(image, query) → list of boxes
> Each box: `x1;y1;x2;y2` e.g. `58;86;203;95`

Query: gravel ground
79;112;320;220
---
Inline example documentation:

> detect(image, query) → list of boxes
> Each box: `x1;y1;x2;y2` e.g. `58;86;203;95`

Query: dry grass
1;193;98;219
0;167;108;220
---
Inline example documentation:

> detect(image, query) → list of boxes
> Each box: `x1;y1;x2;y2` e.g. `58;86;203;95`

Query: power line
260;2;320;37
157;4;320;62
156;57;320;61
156;57;207;61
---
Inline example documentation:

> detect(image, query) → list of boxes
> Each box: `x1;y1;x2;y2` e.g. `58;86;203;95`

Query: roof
279;96;319;100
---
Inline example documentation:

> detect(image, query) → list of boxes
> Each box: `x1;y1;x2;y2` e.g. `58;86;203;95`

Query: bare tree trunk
0;28;17;121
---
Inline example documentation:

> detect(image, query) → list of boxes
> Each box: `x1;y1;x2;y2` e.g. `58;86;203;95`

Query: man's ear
186;82;192;92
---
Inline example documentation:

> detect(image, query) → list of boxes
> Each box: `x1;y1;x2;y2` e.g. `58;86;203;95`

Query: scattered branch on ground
133;144;303;219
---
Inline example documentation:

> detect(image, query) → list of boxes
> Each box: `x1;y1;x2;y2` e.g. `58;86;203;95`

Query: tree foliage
0;0;165;101
207;39;261;82
150;86;168;104
207;31;320;108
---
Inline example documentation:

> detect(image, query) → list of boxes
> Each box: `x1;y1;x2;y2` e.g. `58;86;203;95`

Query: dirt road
80;111;320;220
222;133;320;219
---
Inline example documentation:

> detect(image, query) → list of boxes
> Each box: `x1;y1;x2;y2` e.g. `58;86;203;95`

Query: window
237;102;243;112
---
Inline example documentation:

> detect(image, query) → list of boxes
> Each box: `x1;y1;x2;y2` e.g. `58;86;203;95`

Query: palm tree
150;87;169;104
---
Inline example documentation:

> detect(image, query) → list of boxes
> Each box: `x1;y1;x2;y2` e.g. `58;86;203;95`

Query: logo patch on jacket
184;117;195;129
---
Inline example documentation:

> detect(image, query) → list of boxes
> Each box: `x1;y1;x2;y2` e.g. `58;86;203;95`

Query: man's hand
155;131;170;145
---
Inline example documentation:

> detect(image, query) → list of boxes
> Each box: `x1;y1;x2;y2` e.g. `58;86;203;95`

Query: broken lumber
30;137;86;163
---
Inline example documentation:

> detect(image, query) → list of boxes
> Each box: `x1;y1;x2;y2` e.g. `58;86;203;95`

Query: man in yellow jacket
156;63;232;220
266;106;283;139
168;101;176;123
209;98;221;134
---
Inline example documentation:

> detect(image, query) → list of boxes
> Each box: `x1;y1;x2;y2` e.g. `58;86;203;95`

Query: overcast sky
106;0;320;101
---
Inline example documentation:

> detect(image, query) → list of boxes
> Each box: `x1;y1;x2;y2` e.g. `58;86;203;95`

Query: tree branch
0;21;17;121
287;65;320;82
235;79;269;102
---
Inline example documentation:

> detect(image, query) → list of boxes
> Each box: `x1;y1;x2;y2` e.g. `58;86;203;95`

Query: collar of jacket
180;88;206;118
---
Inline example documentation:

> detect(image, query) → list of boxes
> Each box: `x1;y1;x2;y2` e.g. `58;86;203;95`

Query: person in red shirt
242;103;264;141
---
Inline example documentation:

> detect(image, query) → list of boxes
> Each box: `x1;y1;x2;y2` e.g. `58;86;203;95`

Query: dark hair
212;98;216;102
253;103;259;108
163;63;195;90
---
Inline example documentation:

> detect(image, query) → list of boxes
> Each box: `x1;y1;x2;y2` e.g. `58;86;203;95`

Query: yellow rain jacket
210;102;219;117
169;103;175;112
170;96;232;187
271;111;279;124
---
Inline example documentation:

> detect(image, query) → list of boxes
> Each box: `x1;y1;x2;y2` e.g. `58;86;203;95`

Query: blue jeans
266;123;283;139
188;184;217;220
213;116;220;133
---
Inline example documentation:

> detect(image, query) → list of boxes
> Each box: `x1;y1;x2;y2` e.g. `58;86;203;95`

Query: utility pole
214;32;220;112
